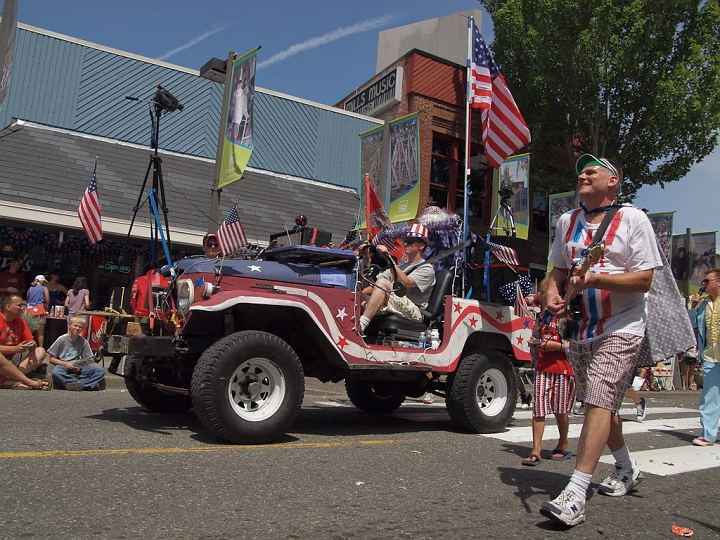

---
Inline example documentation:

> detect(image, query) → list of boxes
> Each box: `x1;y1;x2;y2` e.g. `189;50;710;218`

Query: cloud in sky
157;24;232;61
258;14;396;69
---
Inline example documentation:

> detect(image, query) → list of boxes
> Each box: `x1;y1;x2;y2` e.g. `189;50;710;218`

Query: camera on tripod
153;86;183;114
498;181;514;202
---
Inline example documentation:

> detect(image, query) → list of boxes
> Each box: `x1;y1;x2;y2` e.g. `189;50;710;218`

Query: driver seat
364;268;456;337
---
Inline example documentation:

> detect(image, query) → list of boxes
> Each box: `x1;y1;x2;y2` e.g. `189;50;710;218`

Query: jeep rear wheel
191;331;304;444
446;350;517;433
124;355;193;414
345;380;405;413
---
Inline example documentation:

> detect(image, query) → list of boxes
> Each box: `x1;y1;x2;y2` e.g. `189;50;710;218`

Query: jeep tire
124;355;193;414
446;350;517;433
345;380;405;413
191;330;304;444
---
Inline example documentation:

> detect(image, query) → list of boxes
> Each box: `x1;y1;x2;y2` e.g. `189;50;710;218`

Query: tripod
489;193;517;237
121;87;183;270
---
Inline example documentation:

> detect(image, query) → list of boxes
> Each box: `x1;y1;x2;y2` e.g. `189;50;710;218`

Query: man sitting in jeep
358;224;436;334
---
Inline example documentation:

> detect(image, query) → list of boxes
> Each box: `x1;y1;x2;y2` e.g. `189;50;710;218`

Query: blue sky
13;0;718;235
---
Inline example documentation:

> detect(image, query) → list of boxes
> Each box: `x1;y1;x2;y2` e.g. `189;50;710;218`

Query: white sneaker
598;461;643;496
422;392;434;404
636;397;647;422
540;490;586;527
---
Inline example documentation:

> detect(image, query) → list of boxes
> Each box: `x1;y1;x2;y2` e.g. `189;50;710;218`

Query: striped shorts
568;333;643;414
532;370;575;418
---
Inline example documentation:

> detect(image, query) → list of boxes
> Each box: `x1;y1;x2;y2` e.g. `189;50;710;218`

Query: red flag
78;163;102;245
469;21;531;168
364;174;403;258
217;204;248;255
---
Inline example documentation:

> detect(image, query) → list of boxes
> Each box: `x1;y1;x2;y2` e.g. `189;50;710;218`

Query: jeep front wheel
191;331;304;444
446;350;517;433
345;380;405;413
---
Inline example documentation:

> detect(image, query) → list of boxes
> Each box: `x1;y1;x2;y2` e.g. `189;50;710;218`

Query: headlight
177;279;194;314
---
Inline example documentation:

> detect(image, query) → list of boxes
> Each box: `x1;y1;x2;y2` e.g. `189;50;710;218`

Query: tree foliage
479;0;720;199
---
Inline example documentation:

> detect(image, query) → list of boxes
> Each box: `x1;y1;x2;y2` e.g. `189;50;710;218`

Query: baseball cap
34;274;47;283
575;154;619;177
203;233;217;245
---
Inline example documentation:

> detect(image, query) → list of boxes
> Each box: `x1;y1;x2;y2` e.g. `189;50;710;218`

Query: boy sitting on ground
47;315;105;391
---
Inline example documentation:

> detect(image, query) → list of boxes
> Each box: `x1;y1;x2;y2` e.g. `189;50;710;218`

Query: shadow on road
85;407;215;441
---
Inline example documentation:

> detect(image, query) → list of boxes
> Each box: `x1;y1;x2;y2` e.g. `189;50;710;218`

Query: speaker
269;226;332;247
470;235;532;303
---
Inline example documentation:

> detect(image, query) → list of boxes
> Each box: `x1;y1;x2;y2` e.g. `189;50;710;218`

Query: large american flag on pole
469;20;531;168
78;162;102;245
217;204;247;255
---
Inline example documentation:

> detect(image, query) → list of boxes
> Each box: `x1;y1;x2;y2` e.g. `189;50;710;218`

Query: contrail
158;24;232;61
258;14;396;69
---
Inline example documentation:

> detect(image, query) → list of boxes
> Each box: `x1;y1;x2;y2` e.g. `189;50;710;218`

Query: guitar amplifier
470;235;532;303
269;226;332;247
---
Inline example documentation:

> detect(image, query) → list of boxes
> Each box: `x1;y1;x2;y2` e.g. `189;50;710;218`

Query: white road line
599;445;720;476
481;417;705;443
511;406;692;422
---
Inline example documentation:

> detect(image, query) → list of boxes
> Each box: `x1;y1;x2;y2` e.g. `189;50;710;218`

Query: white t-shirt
549;205;663;341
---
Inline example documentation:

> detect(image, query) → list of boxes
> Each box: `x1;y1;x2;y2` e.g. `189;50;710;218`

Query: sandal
550;449;573;461
32;378;51;390
522;453;542;466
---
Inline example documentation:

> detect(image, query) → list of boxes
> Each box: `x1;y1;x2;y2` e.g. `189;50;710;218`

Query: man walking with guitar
540;155;663;527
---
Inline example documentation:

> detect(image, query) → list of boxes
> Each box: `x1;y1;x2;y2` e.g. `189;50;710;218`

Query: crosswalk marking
599;445;720;476
480;417;704;443
511;406;691;421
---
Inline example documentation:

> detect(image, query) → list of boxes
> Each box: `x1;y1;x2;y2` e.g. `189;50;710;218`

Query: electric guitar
563;243;605;337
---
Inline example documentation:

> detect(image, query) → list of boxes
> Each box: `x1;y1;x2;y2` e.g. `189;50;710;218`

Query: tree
479;0;720;199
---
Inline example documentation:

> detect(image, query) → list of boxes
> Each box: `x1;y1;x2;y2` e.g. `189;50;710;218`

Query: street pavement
0;373;717;539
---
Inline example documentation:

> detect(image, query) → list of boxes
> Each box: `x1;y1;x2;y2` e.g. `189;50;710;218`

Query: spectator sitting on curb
0;351;50;390
48;315;106;391
0;293;48;389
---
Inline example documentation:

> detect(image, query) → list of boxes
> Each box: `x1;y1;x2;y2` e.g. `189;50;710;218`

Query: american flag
487;241;520;266
338;229;358;250
78;163;102;245
217;204;247;255
514;280;533;318
469;20;531;168
371;229;397;251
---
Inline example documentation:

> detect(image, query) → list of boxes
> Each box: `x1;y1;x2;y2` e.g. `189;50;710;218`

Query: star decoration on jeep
194;276;204;288
469;316;478;327
337;336;348;349
495;311;504;321
454;302;462;313
248;265;261;272
523;319;530;329
336;307;347;321
517;335;524;345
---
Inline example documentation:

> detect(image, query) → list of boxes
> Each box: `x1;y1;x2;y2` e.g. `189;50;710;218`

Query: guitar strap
584;205;621;253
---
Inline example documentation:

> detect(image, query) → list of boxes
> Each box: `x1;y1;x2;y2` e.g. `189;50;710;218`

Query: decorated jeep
102;243;532;445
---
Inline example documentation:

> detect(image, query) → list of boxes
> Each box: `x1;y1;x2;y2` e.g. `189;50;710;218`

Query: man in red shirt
0;259;27;295
0;293;49;389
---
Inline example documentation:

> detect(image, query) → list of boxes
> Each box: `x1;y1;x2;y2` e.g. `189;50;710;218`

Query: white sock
565;470;592;503
611;444;632;470
359;315;371;332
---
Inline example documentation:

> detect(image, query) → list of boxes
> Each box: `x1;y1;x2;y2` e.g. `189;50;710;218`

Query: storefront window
430;134;485;216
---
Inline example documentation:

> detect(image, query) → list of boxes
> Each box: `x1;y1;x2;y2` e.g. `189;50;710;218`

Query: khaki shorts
9;349;30;367
379;293;423;322
569;333;643;414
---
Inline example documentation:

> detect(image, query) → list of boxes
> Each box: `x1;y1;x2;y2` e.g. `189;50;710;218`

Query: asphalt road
0;375;717;539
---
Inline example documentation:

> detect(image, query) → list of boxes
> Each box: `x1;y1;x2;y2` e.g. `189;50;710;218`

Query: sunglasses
205;243;218;248
403;239;422;245
701;277;720;284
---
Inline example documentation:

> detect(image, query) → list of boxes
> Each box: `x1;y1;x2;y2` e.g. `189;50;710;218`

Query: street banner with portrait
0;0;18;112
497;154;529;240
672;232;717;294
647;212;674;260
360;113;420;224
218;47;258;189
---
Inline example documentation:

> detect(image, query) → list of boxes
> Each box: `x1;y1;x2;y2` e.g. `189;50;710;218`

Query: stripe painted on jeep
0;438;424;460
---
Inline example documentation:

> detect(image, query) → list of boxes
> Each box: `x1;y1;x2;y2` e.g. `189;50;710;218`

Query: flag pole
462;16;474;297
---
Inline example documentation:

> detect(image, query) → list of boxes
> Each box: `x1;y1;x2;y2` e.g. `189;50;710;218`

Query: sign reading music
344;67;403;117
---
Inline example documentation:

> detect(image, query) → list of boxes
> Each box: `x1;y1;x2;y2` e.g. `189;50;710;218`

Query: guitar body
563;243;605;339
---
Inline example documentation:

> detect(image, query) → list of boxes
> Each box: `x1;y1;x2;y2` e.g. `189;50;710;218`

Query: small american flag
78;163;102;245
487;241;520;266
371;229;398;251
469;20;531;168
217;204;247;255
338;229;358;250
514;281;532;318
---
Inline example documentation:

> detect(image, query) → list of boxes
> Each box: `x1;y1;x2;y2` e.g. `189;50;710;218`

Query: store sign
344;67;403;117
104;262;131;274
